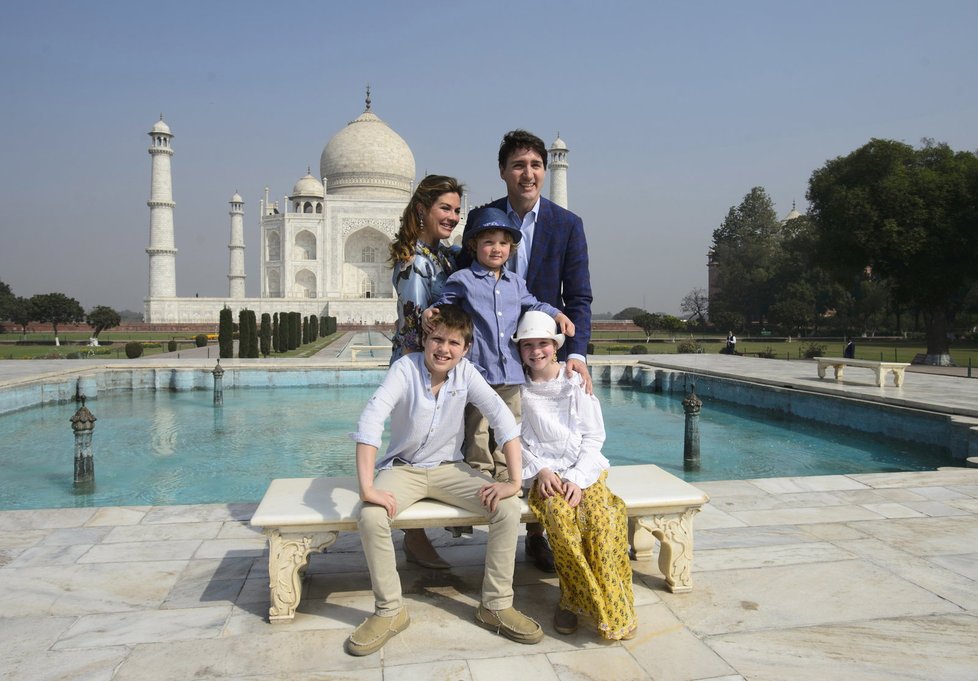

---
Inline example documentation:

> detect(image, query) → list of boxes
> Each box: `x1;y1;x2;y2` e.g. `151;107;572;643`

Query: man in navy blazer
460;129;593;384
460;130;593;575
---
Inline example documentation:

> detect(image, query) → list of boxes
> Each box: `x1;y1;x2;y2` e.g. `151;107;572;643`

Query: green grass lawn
589;334;978;368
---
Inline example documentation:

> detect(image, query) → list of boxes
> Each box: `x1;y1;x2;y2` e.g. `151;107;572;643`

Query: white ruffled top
520;367;610;489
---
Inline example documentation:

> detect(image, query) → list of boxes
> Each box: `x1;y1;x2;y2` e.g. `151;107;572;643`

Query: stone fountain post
212;360;225;406
71;396;96;486
683;383;702;472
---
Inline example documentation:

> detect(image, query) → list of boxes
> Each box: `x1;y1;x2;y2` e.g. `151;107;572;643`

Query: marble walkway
1;356;977;680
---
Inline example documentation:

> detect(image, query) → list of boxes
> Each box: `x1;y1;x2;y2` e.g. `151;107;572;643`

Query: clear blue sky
1;1;976;317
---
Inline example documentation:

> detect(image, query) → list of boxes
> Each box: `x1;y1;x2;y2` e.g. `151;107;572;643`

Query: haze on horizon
1;1;976;319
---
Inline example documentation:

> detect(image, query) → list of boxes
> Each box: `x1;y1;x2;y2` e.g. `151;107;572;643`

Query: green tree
632;312;662;342
85;305;121;337
614;306;646;321
8;297;35;337
219;307;234;358
247;310;259;358
710;187;782;328
30;292;84;342
238;310;250;358
271;313;279;353
808;138;978;364
260;313;272;357
0;280;13;321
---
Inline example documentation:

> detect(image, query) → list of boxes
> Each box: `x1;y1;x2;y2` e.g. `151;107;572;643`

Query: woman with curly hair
389;174;465;362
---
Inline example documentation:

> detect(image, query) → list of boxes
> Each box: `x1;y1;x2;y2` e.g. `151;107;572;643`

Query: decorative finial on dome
792;200;796;210
160;113;164;121
307;165;312;175
365;84;371;111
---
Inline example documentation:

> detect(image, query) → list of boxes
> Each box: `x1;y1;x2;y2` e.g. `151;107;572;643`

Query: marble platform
1;467;976;680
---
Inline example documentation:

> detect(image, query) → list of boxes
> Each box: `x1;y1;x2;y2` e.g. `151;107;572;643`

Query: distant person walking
844;339;856;359
726;331;737;355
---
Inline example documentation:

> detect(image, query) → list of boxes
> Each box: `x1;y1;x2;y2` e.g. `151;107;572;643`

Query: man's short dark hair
497;130;548;170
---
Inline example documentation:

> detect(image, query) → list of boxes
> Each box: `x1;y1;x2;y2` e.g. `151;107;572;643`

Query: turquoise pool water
0;385;952;510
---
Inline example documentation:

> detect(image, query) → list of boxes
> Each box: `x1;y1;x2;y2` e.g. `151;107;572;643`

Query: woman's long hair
388;174;464;265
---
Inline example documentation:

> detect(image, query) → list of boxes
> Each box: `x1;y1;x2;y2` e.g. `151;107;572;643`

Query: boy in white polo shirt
346;304;543;656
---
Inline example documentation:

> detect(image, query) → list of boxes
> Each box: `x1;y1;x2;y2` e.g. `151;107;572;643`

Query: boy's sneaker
344;608;411;656
475;604;544;644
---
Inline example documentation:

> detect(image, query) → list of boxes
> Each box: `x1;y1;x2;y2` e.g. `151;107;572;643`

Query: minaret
146;116;177;298
228;192;246;298
548;133;569;209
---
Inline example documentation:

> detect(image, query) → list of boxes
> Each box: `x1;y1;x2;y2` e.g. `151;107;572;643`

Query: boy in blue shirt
346;304;543;656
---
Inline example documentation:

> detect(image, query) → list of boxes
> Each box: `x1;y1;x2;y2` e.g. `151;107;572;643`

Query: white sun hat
512;310;565;349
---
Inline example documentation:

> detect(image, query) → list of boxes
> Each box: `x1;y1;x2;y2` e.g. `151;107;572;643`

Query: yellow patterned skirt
529;470;637;640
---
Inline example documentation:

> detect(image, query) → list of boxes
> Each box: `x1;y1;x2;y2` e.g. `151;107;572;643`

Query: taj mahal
143;91;571;325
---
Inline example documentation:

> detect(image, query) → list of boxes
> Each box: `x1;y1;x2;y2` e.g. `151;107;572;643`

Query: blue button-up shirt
351;353;519;471
435;261;560;385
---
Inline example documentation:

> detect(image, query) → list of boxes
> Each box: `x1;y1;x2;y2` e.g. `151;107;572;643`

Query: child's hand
554;313;575;338
478;480;519;512
361;486;397;519
562;480;583;508
535;468;564;499
421;306;438;334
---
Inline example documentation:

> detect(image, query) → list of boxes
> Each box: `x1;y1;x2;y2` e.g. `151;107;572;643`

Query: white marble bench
815;357;910;387
250;464;710;623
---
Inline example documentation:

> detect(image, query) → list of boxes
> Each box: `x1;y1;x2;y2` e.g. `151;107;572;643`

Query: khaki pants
359;461;521;615
463;384;521;482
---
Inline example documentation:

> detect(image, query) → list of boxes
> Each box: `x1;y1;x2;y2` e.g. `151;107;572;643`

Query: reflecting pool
0;384;951;510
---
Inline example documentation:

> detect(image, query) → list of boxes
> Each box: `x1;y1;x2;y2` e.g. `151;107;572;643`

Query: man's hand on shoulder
565;357;592;394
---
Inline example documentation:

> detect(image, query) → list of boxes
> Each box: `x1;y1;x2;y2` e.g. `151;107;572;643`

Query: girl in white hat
513;311;637;641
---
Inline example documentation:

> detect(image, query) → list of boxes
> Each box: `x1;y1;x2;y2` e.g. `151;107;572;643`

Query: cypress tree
248;310;259;358
260;313;272;357
271;313;279;353
319;315;326;337
290;312;300;350
238;310;250;358
309;314;318;342
302;317;309;345
218;307;234;358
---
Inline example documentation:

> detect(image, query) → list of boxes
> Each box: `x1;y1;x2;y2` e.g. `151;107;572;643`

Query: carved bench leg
833;364;845;381
874;367;885;387
265;529;338;623
817;363;826;379
893;369;905;387
630;508;700;593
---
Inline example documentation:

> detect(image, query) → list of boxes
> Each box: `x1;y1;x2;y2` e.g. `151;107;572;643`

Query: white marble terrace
2;346;977;680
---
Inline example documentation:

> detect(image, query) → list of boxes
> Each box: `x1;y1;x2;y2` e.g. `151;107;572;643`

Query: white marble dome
550;135;567;150
151;117;171;135
319;108;415;199
291;172;324;198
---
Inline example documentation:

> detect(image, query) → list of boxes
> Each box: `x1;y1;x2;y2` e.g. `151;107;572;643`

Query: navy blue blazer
459;197;592;358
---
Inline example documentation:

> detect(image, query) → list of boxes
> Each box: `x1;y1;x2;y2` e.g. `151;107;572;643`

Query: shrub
676;339;701;354
757;346;778;359
219;308;234;358
586;342;595;355
629;344;648;354
167;339;178;352
260;313;271;357
194;333;208;347
803;342;826;359
65;352;81;359
125;341;143;359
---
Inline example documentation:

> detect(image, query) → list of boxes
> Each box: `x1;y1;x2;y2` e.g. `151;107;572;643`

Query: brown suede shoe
476;605;544;644
553;606;578;635
344;609;411;656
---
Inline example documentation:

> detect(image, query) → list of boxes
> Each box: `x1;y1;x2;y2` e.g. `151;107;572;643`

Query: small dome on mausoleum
291;171;324;199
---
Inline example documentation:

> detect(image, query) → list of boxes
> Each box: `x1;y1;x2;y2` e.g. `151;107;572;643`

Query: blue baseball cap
462;206;522;244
